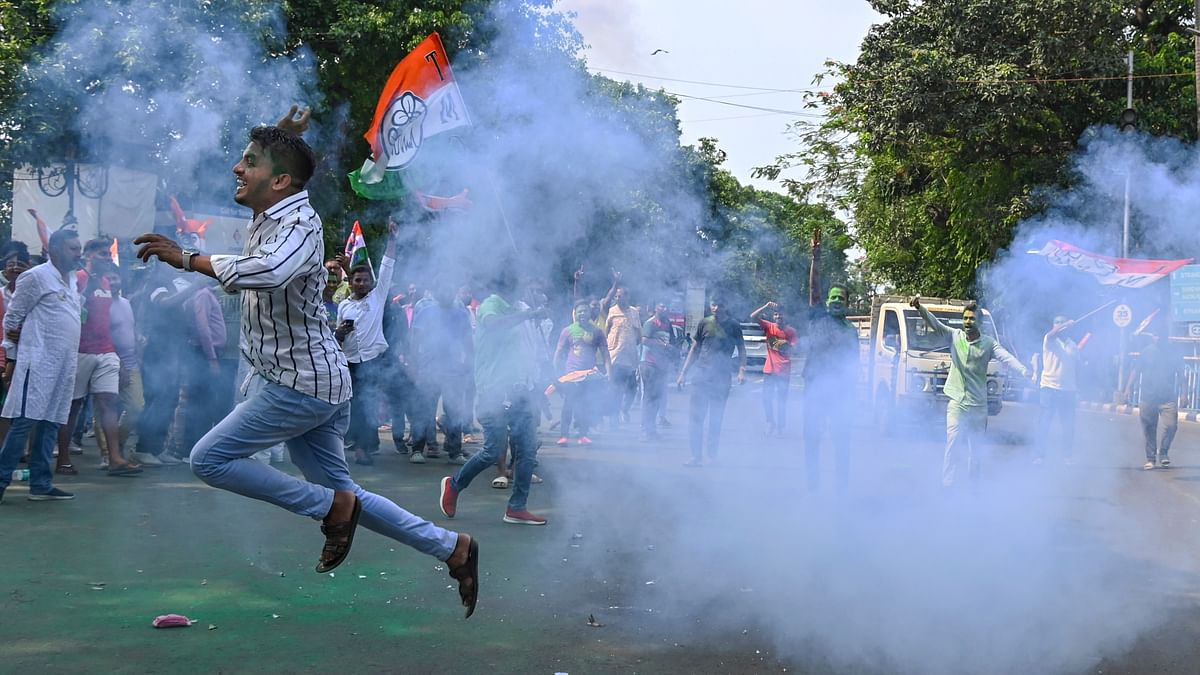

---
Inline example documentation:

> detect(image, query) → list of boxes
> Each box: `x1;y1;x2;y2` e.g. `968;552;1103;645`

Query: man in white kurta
0;229;83;503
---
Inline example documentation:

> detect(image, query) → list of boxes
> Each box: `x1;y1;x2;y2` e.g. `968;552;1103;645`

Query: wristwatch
181;249;198;272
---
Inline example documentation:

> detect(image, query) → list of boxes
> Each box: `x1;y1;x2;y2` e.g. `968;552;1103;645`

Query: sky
563;0;884;191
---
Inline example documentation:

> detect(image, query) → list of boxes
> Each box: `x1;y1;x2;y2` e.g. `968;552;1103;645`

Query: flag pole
450;136;519;256
1071;299;1118;325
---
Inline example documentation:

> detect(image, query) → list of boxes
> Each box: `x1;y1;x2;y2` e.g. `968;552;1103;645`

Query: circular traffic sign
1113;304;1132;328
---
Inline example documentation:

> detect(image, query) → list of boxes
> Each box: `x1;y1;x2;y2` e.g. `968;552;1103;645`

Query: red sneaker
503;508;547;526
439;476;458;518
577;436;593;446
555;436;569;446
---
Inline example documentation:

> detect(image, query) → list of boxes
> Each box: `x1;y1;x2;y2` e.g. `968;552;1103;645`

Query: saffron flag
1030;240;1193;289
344;221;373;275
170;196;213;251
358;32;470;185
415;189;472;212
110;238;119;267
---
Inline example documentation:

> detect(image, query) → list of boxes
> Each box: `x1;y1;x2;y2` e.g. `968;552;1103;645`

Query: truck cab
867;296;1008;433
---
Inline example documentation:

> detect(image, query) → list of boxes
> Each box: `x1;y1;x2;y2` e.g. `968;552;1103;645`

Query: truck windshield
902;309;997;352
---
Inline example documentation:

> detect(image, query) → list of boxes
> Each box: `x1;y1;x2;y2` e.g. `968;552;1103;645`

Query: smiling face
233;142;281;214
573;303;590;325
3;254;24;284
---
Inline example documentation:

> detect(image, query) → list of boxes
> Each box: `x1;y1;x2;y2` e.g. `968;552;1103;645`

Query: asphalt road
2;380;1200;675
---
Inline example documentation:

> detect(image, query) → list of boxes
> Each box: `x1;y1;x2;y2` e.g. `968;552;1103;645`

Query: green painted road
4;387;1200;675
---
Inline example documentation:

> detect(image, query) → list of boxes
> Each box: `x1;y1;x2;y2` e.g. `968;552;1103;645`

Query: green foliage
759;0;1200;298
0;0;847;301
692;137;847;309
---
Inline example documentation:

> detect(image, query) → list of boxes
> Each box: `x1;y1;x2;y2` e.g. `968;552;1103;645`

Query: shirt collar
259;190;310;222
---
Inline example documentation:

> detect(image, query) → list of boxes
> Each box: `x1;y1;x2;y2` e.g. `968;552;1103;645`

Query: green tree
758;0;1199;297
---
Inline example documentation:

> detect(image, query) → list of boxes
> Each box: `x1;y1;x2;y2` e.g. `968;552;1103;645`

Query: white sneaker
1143;460;1155;471
132;452;164;467
157;454;184;466
409;451;426;465
97;456;110;470
69;443;83;455
1160;456;1171;468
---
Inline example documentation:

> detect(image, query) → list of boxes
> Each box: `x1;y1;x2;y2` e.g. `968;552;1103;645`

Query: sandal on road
107;463;143;476
316;495;362;573
491;476;509;489
448;536;480;619
56;464;78;476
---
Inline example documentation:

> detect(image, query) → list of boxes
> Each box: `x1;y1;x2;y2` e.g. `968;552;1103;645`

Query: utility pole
808;227;822;307
1117;51;1135;400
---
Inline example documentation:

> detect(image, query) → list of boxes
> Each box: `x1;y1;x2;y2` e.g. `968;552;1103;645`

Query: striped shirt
209;191;351;404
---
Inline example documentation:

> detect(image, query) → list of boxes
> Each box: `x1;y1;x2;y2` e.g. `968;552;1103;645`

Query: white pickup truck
865;295;1009;434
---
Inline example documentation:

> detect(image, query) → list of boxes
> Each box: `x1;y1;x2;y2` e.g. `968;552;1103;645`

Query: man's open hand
133;234;183;269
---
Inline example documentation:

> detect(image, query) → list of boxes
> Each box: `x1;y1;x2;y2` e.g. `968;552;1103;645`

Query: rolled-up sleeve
211;218;319;292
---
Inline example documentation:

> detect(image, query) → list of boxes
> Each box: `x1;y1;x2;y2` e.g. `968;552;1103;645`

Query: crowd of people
0;111;1192;620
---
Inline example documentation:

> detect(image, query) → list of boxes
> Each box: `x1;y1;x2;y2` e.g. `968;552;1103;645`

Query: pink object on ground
152;614;195;628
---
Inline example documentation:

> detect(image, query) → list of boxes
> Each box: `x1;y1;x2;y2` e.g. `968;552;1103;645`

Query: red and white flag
358;32;470;184
1030;240;1193;289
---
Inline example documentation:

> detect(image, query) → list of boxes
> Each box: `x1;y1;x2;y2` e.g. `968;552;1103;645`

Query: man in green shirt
440;268;548;525
911;297;1029;487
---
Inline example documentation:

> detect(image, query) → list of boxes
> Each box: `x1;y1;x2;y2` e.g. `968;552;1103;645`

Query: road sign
1113;304;1132;328
1171;264;1200;322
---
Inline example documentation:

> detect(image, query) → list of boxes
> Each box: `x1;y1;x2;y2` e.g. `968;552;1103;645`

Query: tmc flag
358;32;470;184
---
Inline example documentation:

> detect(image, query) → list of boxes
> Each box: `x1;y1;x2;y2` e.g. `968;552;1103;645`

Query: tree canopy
0;0;850;308
758;0;1200;297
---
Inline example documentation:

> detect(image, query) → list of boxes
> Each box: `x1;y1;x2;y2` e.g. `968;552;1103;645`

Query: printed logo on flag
384;92;427;168
363;32;471;176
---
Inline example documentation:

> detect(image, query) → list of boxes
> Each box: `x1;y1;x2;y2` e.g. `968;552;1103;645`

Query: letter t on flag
357;32;471;185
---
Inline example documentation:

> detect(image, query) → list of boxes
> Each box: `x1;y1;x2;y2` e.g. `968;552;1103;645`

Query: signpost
1113;303;1133;328
1170;264;1200;323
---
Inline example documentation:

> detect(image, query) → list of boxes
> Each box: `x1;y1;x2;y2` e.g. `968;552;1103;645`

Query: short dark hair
573;299;590;312
48;228;79;252
349;264;372;279
827;283;849;297
249;126;317;189
84;238;111;255
963;301;978;313
0;240;30;263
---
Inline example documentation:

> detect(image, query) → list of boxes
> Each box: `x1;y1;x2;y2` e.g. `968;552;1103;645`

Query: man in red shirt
56;240;140;476
750;301;797;436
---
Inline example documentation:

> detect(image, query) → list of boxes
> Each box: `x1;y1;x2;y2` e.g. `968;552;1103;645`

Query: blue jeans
190;377;456;561
0;417;61;494
689;376;731;461
451;389;537;511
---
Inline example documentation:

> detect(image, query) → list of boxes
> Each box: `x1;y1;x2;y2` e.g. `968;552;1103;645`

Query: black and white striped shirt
210;191;351;404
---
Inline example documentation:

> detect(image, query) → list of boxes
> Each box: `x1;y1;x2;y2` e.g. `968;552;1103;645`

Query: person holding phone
336;222;398;466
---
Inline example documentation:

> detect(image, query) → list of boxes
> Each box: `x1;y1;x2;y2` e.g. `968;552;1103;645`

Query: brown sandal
316;496;362;573
448;536;480;619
